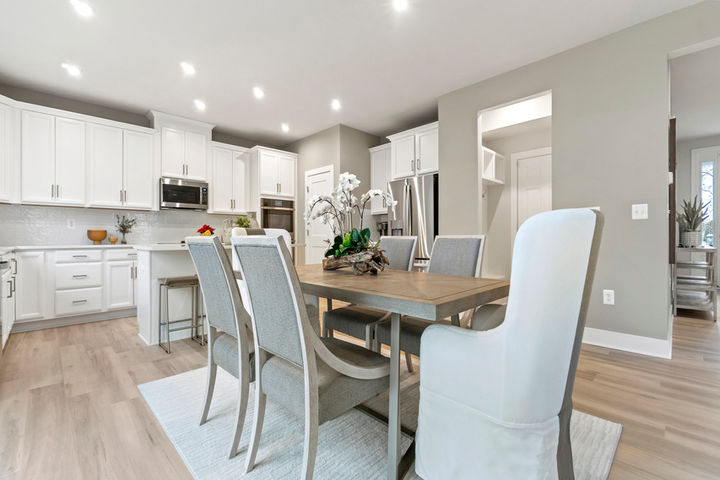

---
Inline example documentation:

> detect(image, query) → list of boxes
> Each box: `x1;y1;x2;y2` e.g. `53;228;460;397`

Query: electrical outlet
603;289;615;305
631;203;648;220
66;218;76;229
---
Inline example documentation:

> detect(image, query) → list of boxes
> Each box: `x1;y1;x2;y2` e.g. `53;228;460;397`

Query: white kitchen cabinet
122;130;154;209
21;111;87;205
211;145;249;213
21;110;55;203
88;123;124;206
161;127;207;180
277;153;295;197
0;102;13;202
88;125;154;209
415;127;439;174
105;260;135;309
15;250;45;321
253;148;296;198
370;144;392;214
387;121;439;180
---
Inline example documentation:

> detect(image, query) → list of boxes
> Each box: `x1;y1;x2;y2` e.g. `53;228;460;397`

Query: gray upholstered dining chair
186;236;254;459
232;235;391;480
322;235;417;349
375;235;486;371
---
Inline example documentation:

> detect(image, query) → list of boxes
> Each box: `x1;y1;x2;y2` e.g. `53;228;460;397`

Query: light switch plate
632;203;648;220
66;219;76;229
603;289;615;305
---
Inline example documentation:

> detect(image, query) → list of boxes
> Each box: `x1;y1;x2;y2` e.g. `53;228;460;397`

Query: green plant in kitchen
305;172;396;275
235;215;251;228
678;195;709;247
115;214;137;245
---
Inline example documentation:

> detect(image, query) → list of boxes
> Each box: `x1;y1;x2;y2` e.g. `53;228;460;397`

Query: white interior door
517;153;552;229
305;165;334;265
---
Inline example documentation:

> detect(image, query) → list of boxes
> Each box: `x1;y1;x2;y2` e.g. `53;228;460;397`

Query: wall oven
159;177;208;210
261;198;295;242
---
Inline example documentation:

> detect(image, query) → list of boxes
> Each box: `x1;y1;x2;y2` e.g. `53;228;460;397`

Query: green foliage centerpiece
678;195;710;247
305;172;397;275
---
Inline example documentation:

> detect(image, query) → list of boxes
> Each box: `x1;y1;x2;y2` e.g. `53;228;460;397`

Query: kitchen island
135;243;231;346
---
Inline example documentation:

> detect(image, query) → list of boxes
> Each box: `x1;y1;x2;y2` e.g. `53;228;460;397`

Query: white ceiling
0;0;699;145
671;44;720;141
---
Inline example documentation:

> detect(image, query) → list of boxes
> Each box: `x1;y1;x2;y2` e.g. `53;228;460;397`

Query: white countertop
2;244;136;252
135;243;231;252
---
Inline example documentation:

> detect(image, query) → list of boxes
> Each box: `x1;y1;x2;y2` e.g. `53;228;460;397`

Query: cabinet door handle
410;160;414;173
72;299;88;304
416;159;421;171
72;255;88;258
120;190;123;202
72;274;88;279
51;184;55;198
11;258;17;274
6;280;11;299
56;184;60;198
127;253;137;257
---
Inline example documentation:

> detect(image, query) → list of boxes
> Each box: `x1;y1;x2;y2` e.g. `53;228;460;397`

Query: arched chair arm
311;334;390;380
420;323;507;418
470;304;507;331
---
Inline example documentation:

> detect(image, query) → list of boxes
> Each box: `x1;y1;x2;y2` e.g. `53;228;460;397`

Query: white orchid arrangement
305;172;397;258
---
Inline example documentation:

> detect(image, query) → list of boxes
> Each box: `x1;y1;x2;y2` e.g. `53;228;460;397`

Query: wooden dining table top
295;264;510;321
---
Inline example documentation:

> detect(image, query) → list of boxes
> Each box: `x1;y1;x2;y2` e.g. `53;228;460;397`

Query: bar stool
158;275;206;353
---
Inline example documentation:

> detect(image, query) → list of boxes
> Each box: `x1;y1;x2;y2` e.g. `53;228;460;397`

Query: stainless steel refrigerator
388;173;438;260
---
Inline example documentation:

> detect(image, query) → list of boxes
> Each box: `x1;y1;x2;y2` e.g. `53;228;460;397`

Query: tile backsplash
0;204;241;246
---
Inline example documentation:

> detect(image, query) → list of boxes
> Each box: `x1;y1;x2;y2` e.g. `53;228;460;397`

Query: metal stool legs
159;278;206;354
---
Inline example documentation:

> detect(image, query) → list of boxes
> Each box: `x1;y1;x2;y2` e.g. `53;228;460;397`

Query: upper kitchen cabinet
0;98;18;203
210;143;249;214
249;146;296;198
369;144;392;215
149;111;214;182
387;121;439;180
21;110;86;206
87;124;154;210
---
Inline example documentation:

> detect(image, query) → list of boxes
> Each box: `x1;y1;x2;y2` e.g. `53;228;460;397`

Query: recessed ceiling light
69;0;94;18
194;99;206;111
281;123;290;133
61;63;82;78
392;0;408;12
331;99;342;111
180;62;196;76
253;87;265;99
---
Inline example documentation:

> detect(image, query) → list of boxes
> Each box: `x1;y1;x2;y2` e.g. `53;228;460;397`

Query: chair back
186;236;249;337
428;235;486;277
232;235;312;368
231;228;292;270
501;208;603;423
379;236;417;271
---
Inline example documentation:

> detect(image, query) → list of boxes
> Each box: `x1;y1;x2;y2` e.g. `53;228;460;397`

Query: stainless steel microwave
159;177;208;210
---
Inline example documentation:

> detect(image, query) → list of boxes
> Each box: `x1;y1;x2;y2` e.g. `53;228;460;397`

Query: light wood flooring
0;311;718;479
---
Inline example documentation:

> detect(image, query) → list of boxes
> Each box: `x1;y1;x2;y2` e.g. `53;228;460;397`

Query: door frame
304;164;335;264
510;147;552;250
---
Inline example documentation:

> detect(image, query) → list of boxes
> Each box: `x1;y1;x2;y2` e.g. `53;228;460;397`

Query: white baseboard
582;327;672;359
12;308;136;333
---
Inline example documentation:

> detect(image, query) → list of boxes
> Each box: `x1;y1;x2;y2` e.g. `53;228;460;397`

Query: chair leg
244;351;268;474
229;371;250;459
405;351;414;373
200;362;217;425
200;326;217;426
365;324;373;350
557;408;575;480
301;389;319;480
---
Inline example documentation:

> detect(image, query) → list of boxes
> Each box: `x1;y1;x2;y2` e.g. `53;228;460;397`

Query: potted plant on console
305;172;396;275
678;196;709;247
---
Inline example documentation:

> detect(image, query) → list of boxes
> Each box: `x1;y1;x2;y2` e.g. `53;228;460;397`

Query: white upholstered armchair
415;208;603;479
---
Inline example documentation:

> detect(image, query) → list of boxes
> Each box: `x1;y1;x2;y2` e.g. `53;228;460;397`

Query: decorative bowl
108;236;118;245
87;229;107;245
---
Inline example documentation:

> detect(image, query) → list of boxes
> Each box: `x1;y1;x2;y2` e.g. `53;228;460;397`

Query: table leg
387;312;401;480
451;313;461;327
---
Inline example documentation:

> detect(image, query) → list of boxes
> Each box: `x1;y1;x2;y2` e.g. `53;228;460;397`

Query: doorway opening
477;91;552;279
670;43;720;323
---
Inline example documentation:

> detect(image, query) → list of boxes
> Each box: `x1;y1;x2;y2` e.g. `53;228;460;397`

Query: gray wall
0;204;236;246
483;126;552;279
438;1;720;340
284;124;381;246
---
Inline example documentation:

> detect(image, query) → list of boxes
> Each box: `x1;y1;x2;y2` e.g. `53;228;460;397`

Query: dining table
295;264;510;480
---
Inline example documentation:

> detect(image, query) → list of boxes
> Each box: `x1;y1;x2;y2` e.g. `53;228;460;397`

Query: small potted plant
305;172;396;275
678;196;709;247
235;215;251;228
115;214;137;245
197;224;215;236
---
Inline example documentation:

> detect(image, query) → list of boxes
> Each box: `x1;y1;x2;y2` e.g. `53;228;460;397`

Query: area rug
139;368;622;480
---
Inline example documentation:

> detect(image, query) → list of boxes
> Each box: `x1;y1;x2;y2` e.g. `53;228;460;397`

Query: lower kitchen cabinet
15;250;45;321
105;259;136;309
